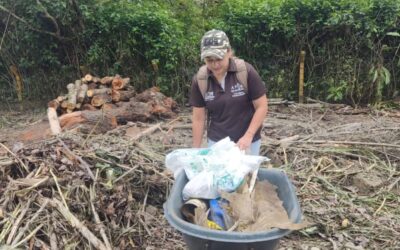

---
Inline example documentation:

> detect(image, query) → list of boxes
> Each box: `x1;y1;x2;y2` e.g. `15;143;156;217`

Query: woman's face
204;50;231;77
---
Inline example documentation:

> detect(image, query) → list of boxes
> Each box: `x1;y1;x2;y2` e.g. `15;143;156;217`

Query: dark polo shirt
190;58;267;143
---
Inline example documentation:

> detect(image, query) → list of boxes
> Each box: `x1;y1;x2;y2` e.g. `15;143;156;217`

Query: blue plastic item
164;168;302;250
209;199;226;230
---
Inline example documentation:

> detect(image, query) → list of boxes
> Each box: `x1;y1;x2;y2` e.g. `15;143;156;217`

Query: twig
373;197;387;216
248;169;258;194
128;123;162;141
11;199;48;245
114;166;140;183
0;5;70;41
0;11;10;51
0;143;29;172
138;216;152;236
11;224;44;249
49;169;69;212
90;186;112;250
58;138;95;180
44;197;108;250
387;176;400;192
6;197;33;245
296;140;400;148
49;231;57;250
227;221;240;232
142;188;149;213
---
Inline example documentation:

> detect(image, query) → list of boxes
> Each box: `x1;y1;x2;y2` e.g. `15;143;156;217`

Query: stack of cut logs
48;74;134;113
46;74;178;135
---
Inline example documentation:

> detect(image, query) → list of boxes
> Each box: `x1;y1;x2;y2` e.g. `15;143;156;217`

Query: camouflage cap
200;29;231;60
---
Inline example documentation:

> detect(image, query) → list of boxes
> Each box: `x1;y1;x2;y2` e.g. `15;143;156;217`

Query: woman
190;29;268;155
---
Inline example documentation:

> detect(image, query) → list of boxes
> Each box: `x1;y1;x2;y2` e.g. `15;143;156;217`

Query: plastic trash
209;199;226;230
165;137;270;200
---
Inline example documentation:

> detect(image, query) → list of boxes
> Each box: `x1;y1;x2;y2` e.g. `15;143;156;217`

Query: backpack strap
196;65;209;99
196;58;248;100
233;58;248;93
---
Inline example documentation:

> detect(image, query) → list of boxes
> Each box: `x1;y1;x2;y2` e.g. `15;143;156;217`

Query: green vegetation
0;0;399;105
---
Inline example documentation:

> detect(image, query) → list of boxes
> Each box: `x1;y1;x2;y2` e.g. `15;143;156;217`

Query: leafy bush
0;0;399;105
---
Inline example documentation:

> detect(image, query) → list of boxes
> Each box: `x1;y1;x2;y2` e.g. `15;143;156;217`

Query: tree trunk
112;89;135;102
100;76;114;85
87;88;111;97
77;84;88;103
91;94;112;107
47;107;61;135
84;74;93;82
112;76;130;90
66;83;77;110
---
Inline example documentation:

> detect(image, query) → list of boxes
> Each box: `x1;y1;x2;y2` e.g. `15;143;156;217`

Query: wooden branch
66;83;77;110
11;199;48;246
90;188;112;250
92;76;101;83
112;76;130;90
74;79;81;90
36;0;60;37
0;5;70;41
0;143;29;172
91;94;112;107
84;74;93;82
56;95;66;102
87;88;111;97
77;83;88;103
100;76;114;85
295;140;400;148
58;138;95;180
44;197;108;250
47;107;61;135
6;197;33;245
127;123;162;141
60;100;68;109
87;82;98;90
47;99;60;109
81;104;97;111
111;89;135;102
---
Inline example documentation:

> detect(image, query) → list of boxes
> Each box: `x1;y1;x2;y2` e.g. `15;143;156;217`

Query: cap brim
201;49;227;60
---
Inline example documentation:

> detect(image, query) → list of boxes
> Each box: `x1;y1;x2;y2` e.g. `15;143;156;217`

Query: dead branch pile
0;117;193;249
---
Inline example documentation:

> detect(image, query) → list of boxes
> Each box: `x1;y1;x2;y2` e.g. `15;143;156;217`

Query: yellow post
299;51;306;103
10;65;23;102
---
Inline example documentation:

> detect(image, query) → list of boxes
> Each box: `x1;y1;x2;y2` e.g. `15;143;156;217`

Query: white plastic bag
165;137;270;200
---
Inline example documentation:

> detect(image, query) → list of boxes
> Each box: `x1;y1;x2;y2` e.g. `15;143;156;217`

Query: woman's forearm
192;107;206;147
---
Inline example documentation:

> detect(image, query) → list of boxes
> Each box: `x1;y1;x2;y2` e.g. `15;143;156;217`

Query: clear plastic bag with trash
165;137;270;200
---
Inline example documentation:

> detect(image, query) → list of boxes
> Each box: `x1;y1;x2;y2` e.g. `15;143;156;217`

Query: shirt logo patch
204;91;215;101
231;82;245;97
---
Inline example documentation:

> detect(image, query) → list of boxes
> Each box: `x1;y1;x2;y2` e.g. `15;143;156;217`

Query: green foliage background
0;0;399;105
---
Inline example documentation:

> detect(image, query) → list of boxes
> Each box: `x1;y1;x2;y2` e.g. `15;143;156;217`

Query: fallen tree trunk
57;100;160;133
